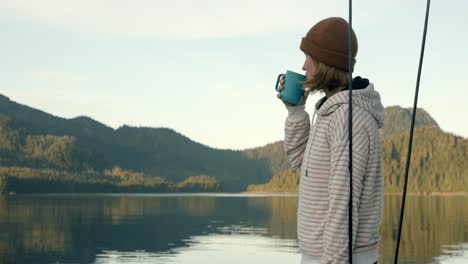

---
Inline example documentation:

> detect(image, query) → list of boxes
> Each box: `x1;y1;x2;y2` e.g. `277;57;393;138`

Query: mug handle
275;73;283;92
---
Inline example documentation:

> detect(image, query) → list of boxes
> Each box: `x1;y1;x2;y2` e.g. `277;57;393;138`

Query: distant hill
0;93;466;193
381;105;439;138
248;108;467;193
242;141;288;176
0;94;271;192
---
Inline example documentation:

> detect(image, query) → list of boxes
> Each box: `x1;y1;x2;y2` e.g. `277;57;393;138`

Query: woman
277;17;384;264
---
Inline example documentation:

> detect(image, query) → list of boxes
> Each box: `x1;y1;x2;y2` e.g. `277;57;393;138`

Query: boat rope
393;0;431;263
347;0;354;262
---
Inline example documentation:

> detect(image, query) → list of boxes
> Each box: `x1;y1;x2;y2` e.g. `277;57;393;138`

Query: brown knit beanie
300;17;358;72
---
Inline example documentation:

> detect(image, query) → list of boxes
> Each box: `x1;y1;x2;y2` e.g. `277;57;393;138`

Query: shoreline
2;191;468;197
244;191;468;196
383;192;468;196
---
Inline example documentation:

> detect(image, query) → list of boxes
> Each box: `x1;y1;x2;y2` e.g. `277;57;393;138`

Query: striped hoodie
283;78;385;264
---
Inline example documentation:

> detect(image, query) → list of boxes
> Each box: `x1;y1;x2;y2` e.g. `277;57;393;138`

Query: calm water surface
0;194;467;264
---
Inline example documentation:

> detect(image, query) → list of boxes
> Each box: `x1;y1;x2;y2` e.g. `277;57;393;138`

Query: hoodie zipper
305;109;318;177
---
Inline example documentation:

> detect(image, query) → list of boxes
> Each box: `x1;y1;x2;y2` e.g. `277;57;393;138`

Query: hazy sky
1;0;467;150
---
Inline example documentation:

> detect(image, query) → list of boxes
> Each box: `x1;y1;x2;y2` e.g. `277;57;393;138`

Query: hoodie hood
314;77;385;128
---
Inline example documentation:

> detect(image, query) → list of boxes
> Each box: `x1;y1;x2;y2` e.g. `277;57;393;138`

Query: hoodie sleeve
322;114;370;264
283;104;310;170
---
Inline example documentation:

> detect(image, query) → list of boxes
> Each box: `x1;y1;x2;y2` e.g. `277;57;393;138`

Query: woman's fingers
279;74;285;91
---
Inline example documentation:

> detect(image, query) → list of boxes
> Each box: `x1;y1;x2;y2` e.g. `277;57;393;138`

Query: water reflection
0;194;467;264
379;195;468;263
433;243;468;264
95;234;299;264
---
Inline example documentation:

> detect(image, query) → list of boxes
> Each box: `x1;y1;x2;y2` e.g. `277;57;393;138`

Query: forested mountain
381;127;467;192
247;108;467;193
0;94;466;194
0;94;271;192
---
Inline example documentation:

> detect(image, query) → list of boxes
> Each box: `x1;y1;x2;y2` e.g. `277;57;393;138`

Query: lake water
0;194;467;264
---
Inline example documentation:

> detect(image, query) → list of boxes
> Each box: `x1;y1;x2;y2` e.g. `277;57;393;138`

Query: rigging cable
394;0;431;263
347;0;354;262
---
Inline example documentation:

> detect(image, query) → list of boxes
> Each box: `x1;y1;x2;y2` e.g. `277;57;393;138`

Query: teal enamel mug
275;70;306;105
